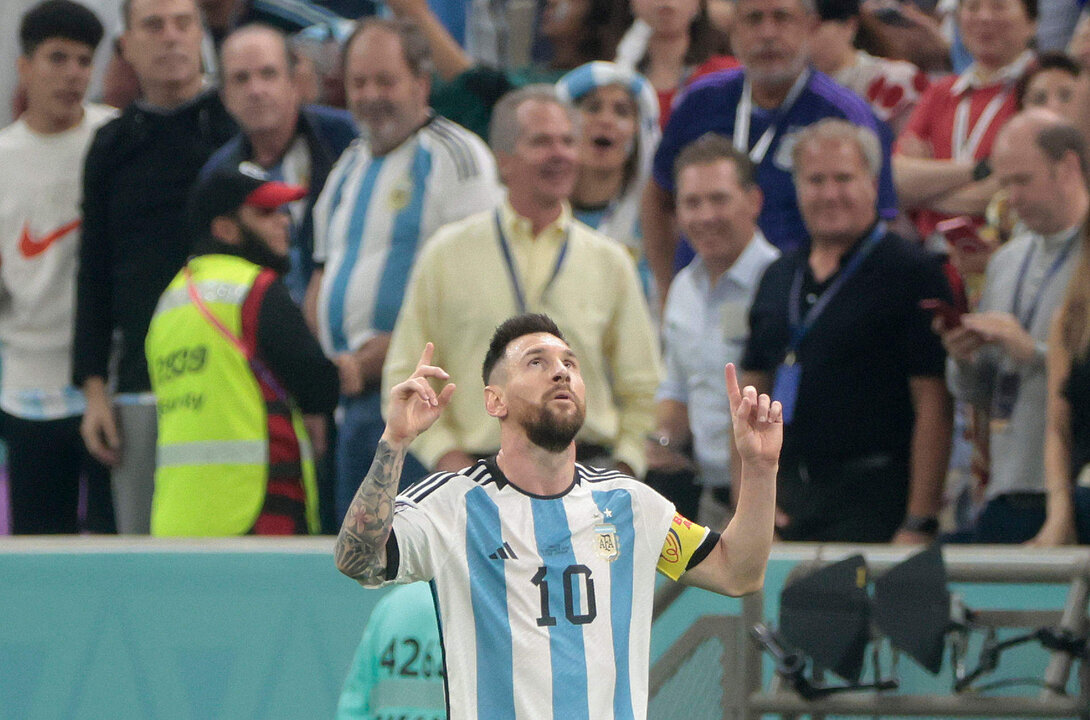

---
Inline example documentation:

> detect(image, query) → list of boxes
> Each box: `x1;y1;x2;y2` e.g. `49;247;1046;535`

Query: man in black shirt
740;118;953;543
75;0;237;533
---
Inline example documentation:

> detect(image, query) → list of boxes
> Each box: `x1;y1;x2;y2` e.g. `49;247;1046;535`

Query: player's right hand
383;343;455;448
80;392;121;467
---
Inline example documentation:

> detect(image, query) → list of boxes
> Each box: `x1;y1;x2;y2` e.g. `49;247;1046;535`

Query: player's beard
522;395;585;453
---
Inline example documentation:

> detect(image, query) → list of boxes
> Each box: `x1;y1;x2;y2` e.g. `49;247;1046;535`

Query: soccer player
335;313;780;719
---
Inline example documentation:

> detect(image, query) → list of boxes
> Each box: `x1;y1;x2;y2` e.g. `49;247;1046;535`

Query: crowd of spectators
1;0;1089;547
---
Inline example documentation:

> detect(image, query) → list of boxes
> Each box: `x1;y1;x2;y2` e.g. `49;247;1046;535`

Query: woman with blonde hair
1032;230;1090;545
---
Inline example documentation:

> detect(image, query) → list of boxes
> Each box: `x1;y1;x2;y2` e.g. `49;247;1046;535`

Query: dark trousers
2;412;115;534
777;453;909;543
643;467;702;521
939;492;1046;544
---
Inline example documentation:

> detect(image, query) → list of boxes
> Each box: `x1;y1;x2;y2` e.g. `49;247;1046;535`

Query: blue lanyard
1011;229;1080;330
494;210;570;314
786;223;887;360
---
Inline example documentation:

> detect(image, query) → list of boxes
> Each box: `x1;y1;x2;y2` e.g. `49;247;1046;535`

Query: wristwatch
900;514;939;535
648;432;673;448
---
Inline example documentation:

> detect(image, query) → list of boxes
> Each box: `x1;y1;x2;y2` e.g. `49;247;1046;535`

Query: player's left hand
725;363;782;470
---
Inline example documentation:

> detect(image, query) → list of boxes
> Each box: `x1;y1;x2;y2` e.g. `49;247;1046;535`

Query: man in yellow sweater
382;85;660;478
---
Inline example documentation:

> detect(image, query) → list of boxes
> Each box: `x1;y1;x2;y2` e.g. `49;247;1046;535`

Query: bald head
992;108;1089;234
218;23;302;140
993;108;1065;155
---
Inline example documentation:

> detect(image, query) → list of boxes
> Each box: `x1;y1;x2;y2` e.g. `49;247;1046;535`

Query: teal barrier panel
1;539;1086;719
0;538;385;720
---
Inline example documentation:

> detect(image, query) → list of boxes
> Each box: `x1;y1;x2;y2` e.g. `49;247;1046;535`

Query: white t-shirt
0;103;117;419
378;458;681;720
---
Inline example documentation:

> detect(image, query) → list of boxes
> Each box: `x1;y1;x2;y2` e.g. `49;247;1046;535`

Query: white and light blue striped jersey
383;458;678;720
311;116;500;356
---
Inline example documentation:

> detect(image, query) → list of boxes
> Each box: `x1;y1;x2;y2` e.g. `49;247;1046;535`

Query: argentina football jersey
382;458;680;720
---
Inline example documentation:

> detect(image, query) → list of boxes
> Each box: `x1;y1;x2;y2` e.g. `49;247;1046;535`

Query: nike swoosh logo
19;219;81;258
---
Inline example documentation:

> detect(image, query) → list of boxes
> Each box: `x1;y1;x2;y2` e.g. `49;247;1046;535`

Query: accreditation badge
594;523;619;561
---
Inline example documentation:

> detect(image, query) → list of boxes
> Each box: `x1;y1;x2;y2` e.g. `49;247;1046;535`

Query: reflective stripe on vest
157;439;269;467
154;281;250;315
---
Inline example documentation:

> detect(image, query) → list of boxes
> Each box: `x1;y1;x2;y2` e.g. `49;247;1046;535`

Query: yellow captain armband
657;513;717;581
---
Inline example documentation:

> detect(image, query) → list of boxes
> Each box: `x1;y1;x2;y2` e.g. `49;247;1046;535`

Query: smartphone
920;298;963;328
936;216;992;254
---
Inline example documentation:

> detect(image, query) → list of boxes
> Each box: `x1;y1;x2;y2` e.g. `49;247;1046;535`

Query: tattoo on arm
334;439;405;583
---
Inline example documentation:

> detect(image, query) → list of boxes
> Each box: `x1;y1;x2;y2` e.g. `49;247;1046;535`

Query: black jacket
199;104;358;302
74;90;237;393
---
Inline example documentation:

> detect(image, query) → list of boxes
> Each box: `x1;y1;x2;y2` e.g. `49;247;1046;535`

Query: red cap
244;181;307;209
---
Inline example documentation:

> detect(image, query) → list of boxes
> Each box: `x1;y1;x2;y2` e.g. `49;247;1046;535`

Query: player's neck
496;440;575;496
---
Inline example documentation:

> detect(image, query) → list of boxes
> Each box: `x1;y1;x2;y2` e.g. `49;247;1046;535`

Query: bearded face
520;385;586;452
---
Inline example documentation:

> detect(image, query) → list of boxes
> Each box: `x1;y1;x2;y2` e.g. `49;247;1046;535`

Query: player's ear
484;385;507;419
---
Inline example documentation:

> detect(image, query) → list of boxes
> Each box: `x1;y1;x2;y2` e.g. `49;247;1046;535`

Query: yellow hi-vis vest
146;254;319;536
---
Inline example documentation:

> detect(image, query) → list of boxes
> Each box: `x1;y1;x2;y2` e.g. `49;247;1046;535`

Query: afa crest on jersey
594;523;619;561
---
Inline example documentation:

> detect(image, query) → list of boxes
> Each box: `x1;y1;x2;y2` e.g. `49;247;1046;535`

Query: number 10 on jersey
531;564;597;627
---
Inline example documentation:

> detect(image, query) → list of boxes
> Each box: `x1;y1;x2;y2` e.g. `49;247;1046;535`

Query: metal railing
650;544;1090;720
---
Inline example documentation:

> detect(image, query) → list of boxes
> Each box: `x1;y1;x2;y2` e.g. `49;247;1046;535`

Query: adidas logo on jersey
489;542;517;560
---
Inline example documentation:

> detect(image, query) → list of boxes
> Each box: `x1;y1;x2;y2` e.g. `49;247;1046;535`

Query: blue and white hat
556;62;661;253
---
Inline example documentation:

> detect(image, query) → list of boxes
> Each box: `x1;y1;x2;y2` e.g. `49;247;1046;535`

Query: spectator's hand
335;352;365;396
81;388;121;467
383;342;455;448
436;450;477;472
336;334;392;396
935;318;986;362
860;0;951;71
962;311;1037;365
645;436;694;473
303;414;328;457
725;363;782;471
356;333;391;383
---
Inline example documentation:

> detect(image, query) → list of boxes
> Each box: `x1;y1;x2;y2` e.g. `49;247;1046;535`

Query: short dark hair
121;0;199;31
1016;52;1081;109
342;17;434;78
959;0;1037;20
1035;121;1089;177
673;133;757;189
20;0;104;57
482;314;567;385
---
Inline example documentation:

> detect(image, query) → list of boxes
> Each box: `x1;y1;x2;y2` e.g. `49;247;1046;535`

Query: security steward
147;163;339;536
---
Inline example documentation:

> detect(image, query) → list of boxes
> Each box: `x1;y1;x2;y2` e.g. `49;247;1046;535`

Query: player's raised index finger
416;342;435;370
724;363;742;408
